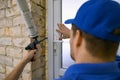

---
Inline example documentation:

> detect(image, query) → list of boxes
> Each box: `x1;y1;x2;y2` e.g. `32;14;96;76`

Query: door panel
48;0;120;79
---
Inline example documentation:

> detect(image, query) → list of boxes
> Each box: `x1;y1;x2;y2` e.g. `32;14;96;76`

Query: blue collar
64;62;120;76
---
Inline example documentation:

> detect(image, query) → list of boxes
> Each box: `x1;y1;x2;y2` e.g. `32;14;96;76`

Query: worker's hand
22;49;37;64
56;24;70;40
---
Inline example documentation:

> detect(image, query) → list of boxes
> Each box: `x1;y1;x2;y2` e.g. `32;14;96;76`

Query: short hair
72;24;119;59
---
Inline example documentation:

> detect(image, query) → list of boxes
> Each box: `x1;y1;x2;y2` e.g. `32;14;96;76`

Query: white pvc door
48;0;120;80
53;0;88;78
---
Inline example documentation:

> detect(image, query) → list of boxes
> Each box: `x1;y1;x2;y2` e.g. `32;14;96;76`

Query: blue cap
65;0;120;42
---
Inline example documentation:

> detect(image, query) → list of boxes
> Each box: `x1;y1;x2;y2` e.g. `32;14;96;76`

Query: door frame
47;0;63;79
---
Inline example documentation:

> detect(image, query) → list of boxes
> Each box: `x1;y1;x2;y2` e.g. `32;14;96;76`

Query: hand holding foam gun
16;0;47;61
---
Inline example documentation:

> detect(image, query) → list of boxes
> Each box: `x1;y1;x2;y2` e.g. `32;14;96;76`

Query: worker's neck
75;51;115;64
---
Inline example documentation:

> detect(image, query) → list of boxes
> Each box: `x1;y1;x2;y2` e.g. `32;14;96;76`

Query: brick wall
30;0;47;80
0;0;46;80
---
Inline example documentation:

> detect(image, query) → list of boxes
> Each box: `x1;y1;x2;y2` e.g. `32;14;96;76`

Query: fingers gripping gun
16;0;47;50
25;37;47;50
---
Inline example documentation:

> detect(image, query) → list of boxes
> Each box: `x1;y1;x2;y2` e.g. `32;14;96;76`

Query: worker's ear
74;30;82;47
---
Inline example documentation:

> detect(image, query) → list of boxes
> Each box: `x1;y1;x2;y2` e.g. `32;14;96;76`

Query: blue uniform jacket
55;56;120;80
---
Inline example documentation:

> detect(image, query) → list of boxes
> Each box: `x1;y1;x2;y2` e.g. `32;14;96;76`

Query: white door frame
47;0;63;80
47;0;54;79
